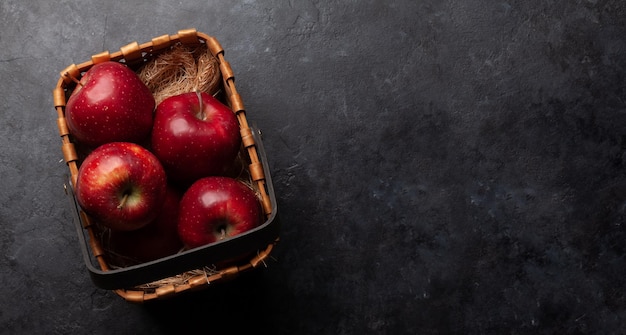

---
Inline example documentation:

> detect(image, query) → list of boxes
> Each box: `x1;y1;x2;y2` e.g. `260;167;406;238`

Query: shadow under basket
52;29;280;303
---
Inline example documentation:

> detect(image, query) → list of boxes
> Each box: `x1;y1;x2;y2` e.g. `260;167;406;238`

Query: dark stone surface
1;0;625;333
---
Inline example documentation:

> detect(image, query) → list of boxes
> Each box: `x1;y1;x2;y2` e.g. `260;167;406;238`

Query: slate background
1;0;625;334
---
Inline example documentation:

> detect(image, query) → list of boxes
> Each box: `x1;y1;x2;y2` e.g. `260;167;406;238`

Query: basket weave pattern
53;29;276;303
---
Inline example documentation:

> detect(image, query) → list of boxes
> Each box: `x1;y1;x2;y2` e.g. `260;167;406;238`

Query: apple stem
195;90;205;120
220;228;226;240
117;193;129;210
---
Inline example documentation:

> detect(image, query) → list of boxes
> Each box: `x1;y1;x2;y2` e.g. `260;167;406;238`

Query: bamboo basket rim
53;28;279;303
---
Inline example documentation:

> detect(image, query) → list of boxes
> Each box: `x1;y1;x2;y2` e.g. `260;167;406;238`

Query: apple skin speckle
75;142;168;231
150;92;241;186
177;176;262;249
65;61;155;148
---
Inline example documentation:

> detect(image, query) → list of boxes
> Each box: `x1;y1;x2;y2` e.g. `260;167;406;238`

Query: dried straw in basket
137;43;221;104
136;267;220;289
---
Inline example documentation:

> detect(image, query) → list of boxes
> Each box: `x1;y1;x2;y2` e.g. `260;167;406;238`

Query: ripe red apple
107;186;183;264
65;61;155;147
151;91;241;186
75;142;167;231
178;176;262;249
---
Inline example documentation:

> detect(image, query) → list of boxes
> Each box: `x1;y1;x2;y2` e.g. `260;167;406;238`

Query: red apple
178;176;262;249
65;61;155;147
151;91;241;185
107;186;183;264
75;142;167;231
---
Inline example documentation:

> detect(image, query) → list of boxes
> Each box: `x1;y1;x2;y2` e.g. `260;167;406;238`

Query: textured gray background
1;0;625;334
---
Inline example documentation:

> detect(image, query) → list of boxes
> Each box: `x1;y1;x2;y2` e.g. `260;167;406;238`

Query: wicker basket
52;29;279;303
